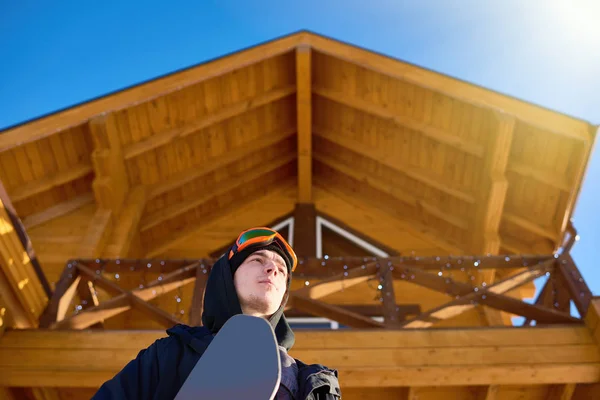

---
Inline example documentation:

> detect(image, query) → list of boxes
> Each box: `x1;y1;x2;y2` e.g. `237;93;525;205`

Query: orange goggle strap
228;227;297;272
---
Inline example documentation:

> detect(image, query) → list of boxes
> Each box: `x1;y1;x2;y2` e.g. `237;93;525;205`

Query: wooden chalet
0;31;599;399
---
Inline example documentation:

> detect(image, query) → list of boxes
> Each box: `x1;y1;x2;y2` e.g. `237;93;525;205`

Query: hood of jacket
199;252;296;350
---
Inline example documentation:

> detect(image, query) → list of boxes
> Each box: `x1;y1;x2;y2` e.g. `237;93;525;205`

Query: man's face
233;249;288;318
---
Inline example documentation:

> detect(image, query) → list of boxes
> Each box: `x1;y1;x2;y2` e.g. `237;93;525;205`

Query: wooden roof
0;32;595;275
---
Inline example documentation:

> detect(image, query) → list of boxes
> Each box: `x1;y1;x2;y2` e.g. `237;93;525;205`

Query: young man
92;227;342;400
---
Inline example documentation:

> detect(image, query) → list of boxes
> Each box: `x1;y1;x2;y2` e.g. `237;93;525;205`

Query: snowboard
174;314;281;400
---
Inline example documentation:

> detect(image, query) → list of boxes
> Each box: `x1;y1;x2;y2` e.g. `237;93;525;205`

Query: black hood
200;252;295;351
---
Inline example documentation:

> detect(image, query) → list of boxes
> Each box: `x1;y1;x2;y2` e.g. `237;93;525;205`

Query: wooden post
296;45;312;204
293;203;317;257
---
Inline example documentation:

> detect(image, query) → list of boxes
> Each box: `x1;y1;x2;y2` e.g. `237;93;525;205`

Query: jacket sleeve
91;340;163;400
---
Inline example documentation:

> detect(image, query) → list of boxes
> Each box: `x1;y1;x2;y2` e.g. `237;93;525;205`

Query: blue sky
1;1;599;301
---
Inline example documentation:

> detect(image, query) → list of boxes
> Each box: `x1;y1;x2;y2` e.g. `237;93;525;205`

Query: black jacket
93;253;341;399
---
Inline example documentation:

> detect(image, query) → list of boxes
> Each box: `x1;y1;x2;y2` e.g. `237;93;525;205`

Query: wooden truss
39;248;592;331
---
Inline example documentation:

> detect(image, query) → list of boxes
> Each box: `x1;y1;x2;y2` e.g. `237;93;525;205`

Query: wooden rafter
123;85;296;159
296;45;312;203
0;196;48;328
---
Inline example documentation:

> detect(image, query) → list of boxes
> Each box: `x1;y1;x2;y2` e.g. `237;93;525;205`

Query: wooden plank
1;326;593;350
21;193;95;229
124;85;296;159
314;87;485;157
147;126;295;198
0;34;303;151
0;198;48;326
9;164;92;203
336;364;600;388
306;33;592;141
286;304;420;319
296;46;312;203
315;127;475;204
584;297;600;345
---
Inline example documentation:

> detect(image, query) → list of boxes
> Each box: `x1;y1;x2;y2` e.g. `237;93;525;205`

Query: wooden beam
292;203;317;257
52;263;196;329
0;196;48;327
0;34;303;151
125;86;295;160
296;46;312;203
89;114;129;215
103;186;147;258
473;113;515;255
584;297;600;345
399;261;578;327
314;87;485;158
38;263;81;328
21;193;95;229
291;262;378;300
8;164;93;203
314;127;475;204
1;326;598;388
306;33;593;141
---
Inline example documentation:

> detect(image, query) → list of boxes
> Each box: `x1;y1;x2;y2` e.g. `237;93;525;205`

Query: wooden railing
38;244;593;330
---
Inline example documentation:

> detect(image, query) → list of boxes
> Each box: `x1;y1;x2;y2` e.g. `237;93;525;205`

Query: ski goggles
228;227;298;272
